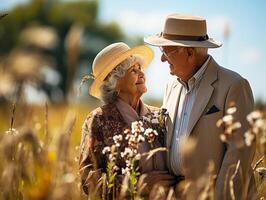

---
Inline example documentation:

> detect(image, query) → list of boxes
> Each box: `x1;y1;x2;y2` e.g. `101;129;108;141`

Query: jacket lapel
187;57;218;135
164;80;182;149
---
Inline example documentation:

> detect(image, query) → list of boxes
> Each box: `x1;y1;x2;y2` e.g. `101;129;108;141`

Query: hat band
161;32;209;41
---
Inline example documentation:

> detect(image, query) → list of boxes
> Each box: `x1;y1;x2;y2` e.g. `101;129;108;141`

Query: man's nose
161;53;167;62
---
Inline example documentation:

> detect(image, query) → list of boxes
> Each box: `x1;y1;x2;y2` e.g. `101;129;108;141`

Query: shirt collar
177;55;210;91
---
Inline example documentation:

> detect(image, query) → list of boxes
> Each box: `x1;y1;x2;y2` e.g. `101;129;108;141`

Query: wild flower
131;121;144;133
121;147;134;158
102;146;111;154
141;108;168;146
113;134;123;147
217;106;241;143
244;130;255;147
144;128;158;143
245;110;266;152
137;135;145;143
247;110;263;124
5;128;19;135
100;108;168;199
226;107;237;115
151;118;159;124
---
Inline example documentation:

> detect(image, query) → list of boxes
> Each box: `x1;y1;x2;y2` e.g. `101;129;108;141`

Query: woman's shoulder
86;103;116;117
83;103;120;127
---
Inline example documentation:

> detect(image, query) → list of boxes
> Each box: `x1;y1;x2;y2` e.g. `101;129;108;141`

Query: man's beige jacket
163;56;256;199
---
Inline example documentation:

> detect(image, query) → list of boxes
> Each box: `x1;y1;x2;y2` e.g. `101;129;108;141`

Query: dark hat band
161;32;209;41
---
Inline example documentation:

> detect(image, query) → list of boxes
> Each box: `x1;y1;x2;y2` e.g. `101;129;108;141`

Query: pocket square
206;105;220;115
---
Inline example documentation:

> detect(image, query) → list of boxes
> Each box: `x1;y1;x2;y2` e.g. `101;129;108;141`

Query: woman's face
117;62;147;98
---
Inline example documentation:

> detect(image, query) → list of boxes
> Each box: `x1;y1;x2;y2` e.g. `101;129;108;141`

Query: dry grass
0;103;265;200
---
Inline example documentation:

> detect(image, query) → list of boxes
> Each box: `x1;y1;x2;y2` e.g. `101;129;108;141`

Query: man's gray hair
100;55;145;104
195;47;208;55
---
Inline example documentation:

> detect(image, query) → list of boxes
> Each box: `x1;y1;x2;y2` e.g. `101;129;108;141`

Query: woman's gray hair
100;55;145;104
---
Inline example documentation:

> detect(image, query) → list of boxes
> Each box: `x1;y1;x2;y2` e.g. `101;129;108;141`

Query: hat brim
144;34;222;48
89;45;154;99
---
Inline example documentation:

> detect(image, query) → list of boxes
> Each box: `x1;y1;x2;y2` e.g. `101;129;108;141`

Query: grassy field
0;102;265;199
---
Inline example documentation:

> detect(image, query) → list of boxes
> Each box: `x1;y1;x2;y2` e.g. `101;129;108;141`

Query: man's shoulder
210;57;247;85
217;65;247;86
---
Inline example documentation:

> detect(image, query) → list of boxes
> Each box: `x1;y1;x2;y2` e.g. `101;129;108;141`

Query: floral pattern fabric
79;103;167;194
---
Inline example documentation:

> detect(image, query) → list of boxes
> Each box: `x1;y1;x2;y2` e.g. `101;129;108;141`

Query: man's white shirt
169;56;211;175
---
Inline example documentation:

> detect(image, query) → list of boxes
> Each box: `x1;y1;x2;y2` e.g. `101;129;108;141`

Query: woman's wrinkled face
117;62;147;98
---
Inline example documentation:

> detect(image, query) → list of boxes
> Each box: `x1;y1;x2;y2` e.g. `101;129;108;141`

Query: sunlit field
0;102;265;199
1;0;266;199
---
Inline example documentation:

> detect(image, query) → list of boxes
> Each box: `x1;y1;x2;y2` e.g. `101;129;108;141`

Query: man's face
160;46;194;78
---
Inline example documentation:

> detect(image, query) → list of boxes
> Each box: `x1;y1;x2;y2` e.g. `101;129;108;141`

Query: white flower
113;134;123;147
226;107;237;115
222;115;233;124
135;153;141;160
131;121;144;133
144;128;158;143
122;167;130;175
151;118;159;124
124;129;131;135
102;146;111;154
121;147;134;158
220;134;227;142
108;154;116;162
5;128;19;135
216;119;223;127
254;119;265;129
153;111;159;118
113;165;119;172
142;116;150;122
247;110;263;124
227;122;241;134
144;128;153;136
244;131;255;146
137;135;145;143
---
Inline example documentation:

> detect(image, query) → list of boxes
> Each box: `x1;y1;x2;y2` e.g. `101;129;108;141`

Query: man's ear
187;47;196;57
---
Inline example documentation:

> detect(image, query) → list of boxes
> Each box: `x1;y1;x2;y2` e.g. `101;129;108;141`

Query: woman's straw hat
144;14;222;48
89;42;153;98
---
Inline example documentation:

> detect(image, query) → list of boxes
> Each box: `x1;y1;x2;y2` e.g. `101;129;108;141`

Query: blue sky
2;0;266;101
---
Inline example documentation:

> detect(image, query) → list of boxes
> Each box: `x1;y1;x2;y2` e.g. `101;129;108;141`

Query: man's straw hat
144;14;222;48
89;42;153;98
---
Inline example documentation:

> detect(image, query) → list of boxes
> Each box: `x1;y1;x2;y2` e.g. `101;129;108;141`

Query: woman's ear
116;79;121;91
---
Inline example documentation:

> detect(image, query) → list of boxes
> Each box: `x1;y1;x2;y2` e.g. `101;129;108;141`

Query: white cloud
240;48;261;65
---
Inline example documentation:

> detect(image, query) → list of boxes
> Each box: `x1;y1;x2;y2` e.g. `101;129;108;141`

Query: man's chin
170;71;175;76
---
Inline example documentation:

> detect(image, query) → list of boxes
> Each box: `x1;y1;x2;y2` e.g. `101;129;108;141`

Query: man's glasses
159;47;181;58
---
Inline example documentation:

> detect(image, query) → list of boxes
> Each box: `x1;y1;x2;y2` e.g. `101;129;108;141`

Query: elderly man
144;14;256;199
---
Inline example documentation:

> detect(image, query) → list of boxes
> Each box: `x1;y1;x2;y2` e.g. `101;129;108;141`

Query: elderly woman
79;43;174;198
